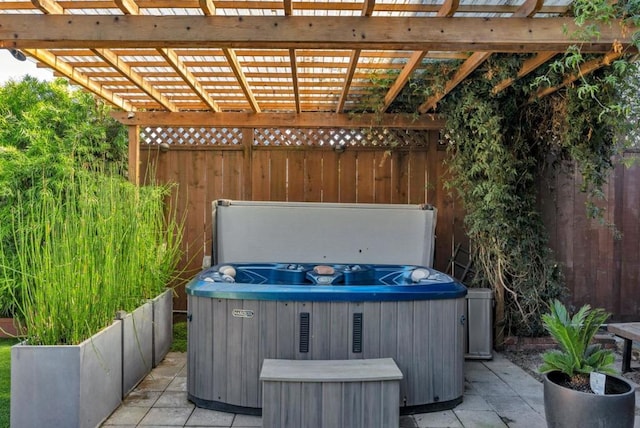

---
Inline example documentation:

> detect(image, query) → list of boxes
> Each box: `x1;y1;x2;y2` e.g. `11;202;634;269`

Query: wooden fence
539;152;640;321
140;125;640;322
140;127;466;311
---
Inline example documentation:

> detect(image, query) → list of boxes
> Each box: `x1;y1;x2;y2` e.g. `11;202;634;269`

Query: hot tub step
260;358;403;428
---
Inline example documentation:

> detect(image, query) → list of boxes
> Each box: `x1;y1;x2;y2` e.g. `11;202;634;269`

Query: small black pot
543;371;636;428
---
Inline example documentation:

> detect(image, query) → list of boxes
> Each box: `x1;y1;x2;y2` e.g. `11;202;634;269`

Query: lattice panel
140;127;243;146
253;128;428;147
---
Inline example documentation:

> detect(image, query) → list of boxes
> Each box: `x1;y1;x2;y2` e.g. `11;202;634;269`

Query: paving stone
230;414;262;427
102;405;149;425
154;390;194;408
166;376;188;392
178;364;188;377
400;415;418;427
464;365;501;383
138;407;194;426
519;392;546;415
136;374;175;392
122;390;161;407
497;408;547;428
484;394;532;413
184;407;235;426
454;394;493;411
454;410;508;428
466;379;514;396
414;410;463;428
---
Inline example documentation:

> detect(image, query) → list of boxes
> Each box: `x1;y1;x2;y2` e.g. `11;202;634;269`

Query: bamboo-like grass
0;171;182;345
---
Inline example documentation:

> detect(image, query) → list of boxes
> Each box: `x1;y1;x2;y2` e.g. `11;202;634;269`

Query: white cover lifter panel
213;200;437;267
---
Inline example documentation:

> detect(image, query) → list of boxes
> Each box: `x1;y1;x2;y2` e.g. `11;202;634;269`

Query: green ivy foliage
0;76;128;317
437;59;565;336
356;4;639;336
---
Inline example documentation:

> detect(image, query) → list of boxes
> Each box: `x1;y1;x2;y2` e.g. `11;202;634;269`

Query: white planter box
120;300;154;397
152;288;173;367
11;320;123;428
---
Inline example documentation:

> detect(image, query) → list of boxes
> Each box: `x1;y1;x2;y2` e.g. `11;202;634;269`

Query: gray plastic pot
543;371;636;428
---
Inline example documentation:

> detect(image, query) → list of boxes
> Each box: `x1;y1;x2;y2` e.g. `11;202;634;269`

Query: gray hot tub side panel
212;200;437;267
187;295;465;410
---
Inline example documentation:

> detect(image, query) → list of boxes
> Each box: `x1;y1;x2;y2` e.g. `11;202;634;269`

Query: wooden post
128;124;140;185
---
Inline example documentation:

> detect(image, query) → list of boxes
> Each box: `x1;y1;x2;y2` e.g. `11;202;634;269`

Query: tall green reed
0;170;182;345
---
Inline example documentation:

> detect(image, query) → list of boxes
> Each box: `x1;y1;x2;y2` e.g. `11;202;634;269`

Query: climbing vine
359;0;640;339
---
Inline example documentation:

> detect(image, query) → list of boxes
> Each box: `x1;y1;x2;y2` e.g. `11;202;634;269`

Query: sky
0;50;54;84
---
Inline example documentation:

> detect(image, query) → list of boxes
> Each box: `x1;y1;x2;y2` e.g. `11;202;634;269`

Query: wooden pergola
0;0;633;120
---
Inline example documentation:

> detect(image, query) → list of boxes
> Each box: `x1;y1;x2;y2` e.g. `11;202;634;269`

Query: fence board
305;151;323;202
620;156;640;318
393;151;410;204
204;152;224;257
374;151;392;204
288;151;306;201
322;151;340;202
356;151;376;203
252;149;271;201
222;151;244;200
270;151;288;202
408;151;427;204
339;151;358;202
189;150;207;262
572;171;591;303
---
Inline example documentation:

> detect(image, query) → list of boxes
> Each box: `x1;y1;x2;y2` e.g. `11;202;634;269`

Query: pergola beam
31;0;176;110
283;1;299;113
157;48;221;112
379;0;458;113
531;51;622;101
223;47;261;112
418;51;491;113
113;0;220;112
200;2;259;112
289;48;301;113
418;0;544;113
492;51;557;93
0;16;632;52
198;0;215;15
5;1;572;14
93;48;178;110
26;48;134;111
111;111;445;129
336;50;360;113
379;51;426;112
335;0;375;113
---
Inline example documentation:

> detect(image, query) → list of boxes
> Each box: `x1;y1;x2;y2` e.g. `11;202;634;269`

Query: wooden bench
607;323;640;373
259;358;403;428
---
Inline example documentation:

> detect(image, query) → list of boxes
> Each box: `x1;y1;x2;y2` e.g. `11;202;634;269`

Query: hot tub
187;262;467;415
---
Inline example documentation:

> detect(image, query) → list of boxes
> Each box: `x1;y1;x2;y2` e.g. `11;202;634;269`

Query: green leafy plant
0;170;183;345
540;300;615;389
0;77;128;317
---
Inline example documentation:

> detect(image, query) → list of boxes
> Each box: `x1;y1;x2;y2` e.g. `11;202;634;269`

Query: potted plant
3;172;182;428
540;300;635;428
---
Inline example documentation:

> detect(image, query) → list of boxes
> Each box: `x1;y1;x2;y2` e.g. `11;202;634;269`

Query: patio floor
102;352;639;428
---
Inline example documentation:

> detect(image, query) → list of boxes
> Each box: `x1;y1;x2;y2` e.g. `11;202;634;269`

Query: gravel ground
502;338;640;386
